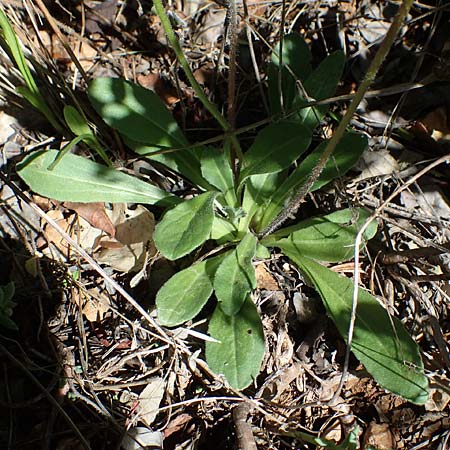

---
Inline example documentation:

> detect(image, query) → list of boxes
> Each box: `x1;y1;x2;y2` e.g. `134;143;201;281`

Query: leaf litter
1;1;450;449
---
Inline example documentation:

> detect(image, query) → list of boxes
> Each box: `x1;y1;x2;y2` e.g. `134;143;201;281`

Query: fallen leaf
137;73;179;106
81;288;110;322
355;149;399;180
96;204;156;273
138;377;166;427
121;427;163;450
64;201;115;237
163;413;193;439
363;422;397;450
255;263;279;291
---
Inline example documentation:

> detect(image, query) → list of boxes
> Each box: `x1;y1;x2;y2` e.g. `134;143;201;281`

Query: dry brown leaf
96;204;156;273
363;422;397;450
255;263;279;291
355;149;400;180
163;413;193;439
41;209;72;254
81;288;110;322
137;73;179;106
138;377;165;427
64;202;115;237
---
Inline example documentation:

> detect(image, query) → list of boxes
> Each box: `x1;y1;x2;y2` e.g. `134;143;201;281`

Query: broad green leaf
17;150;177;206
200;148;236;205
264;208;377;262
154;192;217;260
126;139;210;190
239;121;311;183
214;233;257;315
259;132;368;229
156;255;224;326
294;51;345;130
268;33;312;114
88;77;187;148
206;297;265;389
271;33;312;80
284;252;429;404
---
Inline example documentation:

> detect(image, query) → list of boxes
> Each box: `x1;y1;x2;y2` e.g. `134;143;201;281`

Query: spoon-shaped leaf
214;233;257;315
284;251;429;405
154;192;217;260
263;208;377;262
206;297;265;389
156;254;224;326
88;77;187;148
239;121;311;184
17;150;177;206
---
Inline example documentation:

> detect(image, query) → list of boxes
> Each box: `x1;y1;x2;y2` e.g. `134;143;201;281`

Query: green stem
259;0;415;238
152;0;243;161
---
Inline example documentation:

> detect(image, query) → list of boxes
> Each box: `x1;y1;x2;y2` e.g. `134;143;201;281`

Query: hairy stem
259;0;415;238
152;0;243;161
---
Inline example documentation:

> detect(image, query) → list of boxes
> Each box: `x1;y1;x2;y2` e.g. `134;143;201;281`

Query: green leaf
284;252;429;404
126;139;210;190
0;9;61;132
294;51;346;130
268;33;312;114
214;233;257;315
239;121;311;183
17;150;177;206
154;192;217;260
206;297;265;389
62;106;111;167
264;208;377;262
200;148;236;205
240;172;285;232
64;105;92;136
156;255;224;326
211;216;236;243
88;77;187;148
259;132;368;229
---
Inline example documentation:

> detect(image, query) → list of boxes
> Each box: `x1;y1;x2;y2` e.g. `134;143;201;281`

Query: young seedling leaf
284;252;429;405
214;233;257;315
240;172;285;232
17;150;177;206
294;51;346;130
154;192;217;260
211;216;236;243
206;297;265;389
239;121;311;183
258;132;368;229
264;208;377;262
200;148;236;205
156;255;224;326
268;33;312;114
88;77;187;148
